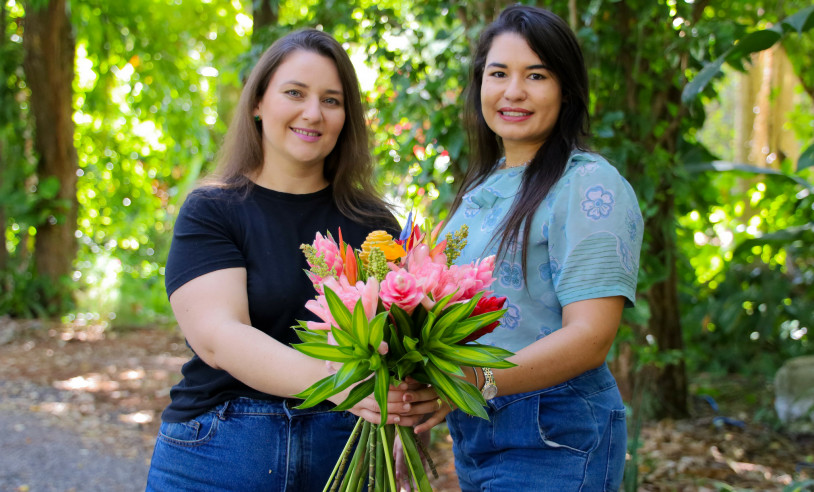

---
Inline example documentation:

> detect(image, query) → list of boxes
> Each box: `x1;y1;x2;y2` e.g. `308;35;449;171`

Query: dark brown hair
449;5;590;276
208;29;392;223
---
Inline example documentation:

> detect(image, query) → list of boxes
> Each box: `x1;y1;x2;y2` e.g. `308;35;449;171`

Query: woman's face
480;32;563;154
254;50;346;171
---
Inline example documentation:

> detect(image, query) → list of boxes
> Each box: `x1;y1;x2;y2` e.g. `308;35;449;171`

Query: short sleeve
164;188;247;298
547;157;644;307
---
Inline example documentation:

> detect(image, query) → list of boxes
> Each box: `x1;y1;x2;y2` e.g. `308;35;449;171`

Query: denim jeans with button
446;363;626;491
146;397;357;491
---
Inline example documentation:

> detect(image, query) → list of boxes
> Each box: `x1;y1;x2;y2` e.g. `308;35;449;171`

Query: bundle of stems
323;419;435;492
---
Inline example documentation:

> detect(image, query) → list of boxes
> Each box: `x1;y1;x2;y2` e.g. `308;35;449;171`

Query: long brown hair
449;5;590;276
208;29;392;223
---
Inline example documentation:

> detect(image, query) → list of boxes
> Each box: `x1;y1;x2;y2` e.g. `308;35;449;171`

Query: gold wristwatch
480;367;497;400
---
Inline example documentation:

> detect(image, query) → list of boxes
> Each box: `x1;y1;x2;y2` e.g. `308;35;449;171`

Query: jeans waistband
216;396;338;418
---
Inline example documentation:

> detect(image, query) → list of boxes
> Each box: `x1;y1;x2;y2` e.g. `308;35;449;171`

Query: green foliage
679;164;813;376
62;0;248;325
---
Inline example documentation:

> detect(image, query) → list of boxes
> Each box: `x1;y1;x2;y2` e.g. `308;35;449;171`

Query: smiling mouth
499;110;532;117
291;127;321;137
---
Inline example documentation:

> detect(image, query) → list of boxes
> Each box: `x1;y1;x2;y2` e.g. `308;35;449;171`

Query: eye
285;89;303;97
488;70;507;78
323;97;342;106
529;73;547;81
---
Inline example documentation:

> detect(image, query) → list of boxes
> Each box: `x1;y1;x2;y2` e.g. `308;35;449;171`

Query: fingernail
394;416;401;424
403;403;411;411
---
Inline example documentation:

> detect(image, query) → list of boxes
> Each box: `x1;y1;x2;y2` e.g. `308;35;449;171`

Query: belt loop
217;399;231;420
283;398;294;419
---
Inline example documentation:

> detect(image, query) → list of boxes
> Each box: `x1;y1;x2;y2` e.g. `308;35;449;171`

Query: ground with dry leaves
0;319;812;491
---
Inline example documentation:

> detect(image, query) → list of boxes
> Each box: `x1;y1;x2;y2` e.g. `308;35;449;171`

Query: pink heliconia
380;269;425;314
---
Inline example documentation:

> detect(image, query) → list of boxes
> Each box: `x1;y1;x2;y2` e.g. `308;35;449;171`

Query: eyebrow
282;80;343;96
486;62;549;70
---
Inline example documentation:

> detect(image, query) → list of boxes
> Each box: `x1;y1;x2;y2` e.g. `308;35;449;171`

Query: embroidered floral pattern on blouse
581;185;615;220
576;161;599;176
626;208;639;242
498;260;524;290
499;301;521;331
618;238;635;273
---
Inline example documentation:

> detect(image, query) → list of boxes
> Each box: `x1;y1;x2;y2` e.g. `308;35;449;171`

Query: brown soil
0;321;812;491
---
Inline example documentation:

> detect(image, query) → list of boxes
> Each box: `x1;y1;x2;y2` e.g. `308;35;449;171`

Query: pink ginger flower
309;232;343;283
404;244;445;298
380;269;425;314
305;276;380;331
456;256;497;301
431;265;465;304
304;295;336;331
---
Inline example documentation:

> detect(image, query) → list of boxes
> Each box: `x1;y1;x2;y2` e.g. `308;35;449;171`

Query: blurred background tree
2;1;812;479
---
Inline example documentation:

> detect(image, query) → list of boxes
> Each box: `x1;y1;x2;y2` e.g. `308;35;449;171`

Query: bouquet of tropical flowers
292;215;515;492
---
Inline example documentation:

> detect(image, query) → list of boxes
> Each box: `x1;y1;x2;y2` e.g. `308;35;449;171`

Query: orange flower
359;230;406;265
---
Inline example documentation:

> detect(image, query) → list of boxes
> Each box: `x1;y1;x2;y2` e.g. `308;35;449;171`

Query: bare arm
413;295;624;433
171;267;426;424
492;295;624;395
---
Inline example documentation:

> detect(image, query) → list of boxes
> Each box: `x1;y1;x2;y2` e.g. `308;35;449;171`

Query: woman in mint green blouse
414;5;644;490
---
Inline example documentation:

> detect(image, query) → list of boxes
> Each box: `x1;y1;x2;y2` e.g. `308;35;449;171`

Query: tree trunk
645;194;689;419
252;0;278;45
22;0;77;305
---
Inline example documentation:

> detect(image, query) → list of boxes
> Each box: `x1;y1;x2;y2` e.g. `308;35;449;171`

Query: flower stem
379;425;398;491
367;424;377;491
415;430;439;479
325;417;364;492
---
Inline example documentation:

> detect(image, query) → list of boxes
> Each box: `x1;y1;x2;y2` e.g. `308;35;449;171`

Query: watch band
481;367;497;400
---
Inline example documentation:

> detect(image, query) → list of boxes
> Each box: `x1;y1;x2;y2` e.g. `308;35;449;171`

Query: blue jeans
446;363;626;491
146;397;358;491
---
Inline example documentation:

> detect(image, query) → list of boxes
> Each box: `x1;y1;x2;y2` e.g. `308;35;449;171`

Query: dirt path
0;320;811;491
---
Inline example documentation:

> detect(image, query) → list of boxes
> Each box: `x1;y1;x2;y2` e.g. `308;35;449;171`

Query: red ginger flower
461;296;507;343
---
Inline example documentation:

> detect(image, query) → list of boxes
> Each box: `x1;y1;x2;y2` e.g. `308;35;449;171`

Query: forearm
201;320;331;398
482;296;624;397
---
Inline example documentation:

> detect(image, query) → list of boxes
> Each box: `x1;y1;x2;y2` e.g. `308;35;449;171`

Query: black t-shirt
162;183;397;422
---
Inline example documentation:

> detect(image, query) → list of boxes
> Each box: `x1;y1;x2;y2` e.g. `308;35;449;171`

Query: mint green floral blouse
442;151;644;353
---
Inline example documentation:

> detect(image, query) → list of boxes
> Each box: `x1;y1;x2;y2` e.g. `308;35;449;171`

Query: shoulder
555;151;638;200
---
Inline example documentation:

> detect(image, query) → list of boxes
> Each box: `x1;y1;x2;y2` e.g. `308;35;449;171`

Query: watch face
482;384;498;400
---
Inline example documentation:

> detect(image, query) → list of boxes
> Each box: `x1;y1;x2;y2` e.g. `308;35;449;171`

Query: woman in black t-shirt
146;29;435;491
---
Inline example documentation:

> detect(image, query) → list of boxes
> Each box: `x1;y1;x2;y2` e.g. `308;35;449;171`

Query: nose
503;76;526;101
302;97;323;122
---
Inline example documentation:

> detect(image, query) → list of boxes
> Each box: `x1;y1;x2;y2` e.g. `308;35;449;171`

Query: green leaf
798;143;814;171
424;363;488;419
419;311;437;342
389;304;415;339
684;161;813;191
292;326;327;344
293;374;337;407
780;5;814;34
681;54;726;104
429;290;457;316
331;326;357;348
374;364;390;424
396;426;433;492
432;292;482;338
368;311;388;351
333;359;372;390
727;29;782;62
440;309;507;344
427;351;464;376
324;287;352;330
431;341;516;368
292;342;356;362
351;298;369;346
332;378;376;411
